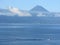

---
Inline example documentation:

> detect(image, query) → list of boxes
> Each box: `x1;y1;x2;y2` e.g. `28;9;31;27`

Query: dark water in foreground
0;23;60;45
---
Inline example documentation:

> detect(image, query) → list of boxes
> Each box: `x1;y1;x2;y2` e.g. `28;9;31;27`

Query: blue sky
0;0;60;12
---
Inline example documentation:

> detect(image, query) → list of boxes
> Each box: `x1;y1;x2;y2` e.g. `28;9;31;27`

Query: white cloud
8;6;31;16
37;13;46;17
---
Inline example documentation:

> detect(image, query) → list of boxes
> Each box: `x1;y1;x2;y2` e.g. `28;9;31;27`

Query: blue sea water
0;23;60;45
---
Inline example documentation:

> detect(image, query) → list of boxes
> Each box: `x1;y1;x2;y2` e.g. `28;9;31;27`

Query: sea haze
0;23;60;45
0;5;60;45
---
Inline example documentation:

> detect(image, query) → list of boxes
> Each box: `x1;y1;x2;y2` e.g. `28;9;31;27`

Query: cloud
37;13;46;17
8;6;31;16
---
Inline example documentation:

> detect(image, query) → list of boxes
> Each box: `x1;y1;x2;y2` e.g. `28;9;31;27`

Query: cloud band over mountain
0;5;59;17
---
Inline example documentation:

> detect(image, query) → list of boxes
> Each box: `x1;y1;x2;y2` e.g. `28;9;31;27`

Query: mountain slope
30;5;54;17
30;5;49;12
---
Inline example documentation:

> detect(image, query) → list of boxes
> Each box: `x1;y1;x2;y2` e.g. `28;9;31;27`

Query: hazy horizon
0;0;60;12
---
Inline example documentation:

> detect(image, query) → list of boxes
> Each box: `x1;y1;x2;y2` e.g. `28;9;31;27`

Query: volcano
30;5;49;12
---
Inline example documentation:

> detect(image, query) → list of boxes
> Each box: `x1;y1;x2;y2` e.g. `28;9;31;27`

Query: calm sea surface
0;23;60;45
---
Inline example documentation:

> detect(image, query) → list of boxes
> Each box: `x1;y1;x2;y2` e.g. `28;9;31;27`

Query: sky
0;0;60;12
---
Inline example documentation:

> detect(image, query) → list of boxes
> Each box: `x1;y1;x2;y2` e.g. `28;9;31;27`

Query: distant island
0;5;60;24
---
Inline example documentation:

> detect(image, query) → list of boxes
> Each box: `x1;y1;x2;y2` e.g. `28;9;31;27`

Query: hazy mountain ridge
30;5;49;12
0;5;60;23
0;5;59;17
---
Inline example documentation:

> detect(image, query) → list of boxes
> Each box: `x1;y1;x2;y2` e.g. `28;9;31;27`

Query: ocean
0;23;60;45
